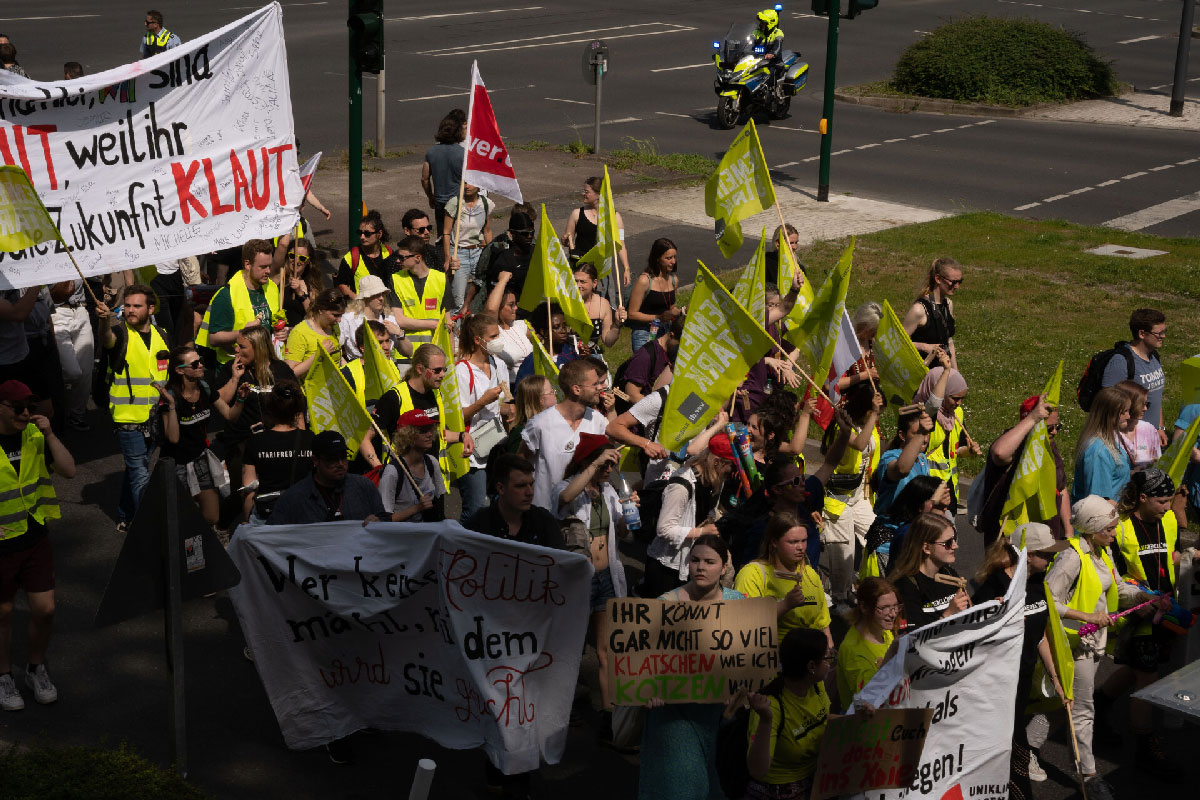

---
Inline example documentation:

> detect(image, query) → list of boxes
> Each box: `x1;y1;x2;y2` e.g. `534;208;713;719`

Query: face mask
485;338;506;357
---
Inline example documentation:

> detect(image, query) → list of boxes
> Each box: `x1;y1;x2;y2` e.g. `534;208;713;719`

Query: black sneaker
325;737;354;766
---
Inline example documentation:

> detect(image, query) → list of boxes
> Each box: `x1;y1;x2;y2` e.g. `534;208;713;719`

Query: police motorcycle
711;17;808;129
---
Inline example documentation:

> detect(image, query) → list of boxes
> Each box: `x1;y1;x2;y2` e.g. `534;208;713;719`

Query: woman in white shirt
337;274;409;363
484;271;532;383
455;313;513;520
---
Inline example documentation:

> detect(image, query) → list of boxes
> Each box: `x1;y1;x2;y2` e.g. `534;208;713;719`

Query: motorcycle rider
754;8;786;96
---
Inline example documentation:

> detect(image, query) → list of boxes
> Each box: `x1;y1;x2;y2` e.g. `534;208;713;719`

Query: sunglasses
428;366;447;375
2;401;37;414
359;229;379;237
942;277;963;287
1046;423;1062;433
775;475;804;488
409;225;432;234
182;360;203;369
934;537;959;549
288;253;310;263
398;252;420;262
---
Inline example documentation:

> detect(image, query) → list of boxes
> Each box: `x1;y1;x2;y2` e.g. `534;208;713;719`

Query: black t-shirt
0;430;52;554
213;360;296;447
335;250;398;292
898;567;962;630
463;502;565;549
243;428;315;494
373;383;440;440
1113;515;1175;596
158;382;219;464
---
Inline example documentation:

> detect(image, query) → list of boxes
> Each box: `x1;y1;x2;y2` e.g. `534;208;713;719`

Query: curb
833;89;1061;118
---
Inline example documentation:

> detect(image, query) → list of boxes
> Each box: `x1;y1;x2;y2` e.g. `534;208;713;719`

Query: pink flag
463;61;523;203
298;151;321;194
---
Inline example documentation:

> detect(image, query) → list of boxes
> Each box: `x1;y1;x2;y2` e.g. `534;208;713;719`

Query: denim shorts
590;567;616;613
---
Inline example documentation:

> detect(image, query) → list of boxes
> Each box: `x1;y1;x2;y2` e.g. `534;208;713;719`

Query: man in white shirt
520;357;609;510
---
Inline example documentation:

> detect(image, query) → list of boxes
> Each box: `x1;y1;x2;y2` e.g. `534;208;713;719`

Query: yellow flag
731;228;768;324
1043;581;1075;702
519;205;592;340
1043;360;1064;407
778;228;815;325
1159;406;1200;487
784;240;854;391
362;322;402;403
305;347;372;455
658;261;777;451
577;164;622;280
874;299;929;406
1002;364;1064;527
529;334;564;401
433;317;471;482
0;166;62;253
704;120;776;258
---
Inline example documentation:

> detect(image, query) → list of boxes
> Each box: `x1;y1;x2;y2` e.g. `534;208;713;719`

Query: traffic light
348;0;384;74
846;0;879;18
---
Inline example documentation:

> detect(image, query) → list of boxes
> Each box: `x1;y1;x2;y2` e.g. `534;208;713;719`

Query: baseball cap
0;380;35;404
357;275;388;298
707;432;738;464
398;408;437;428
312;430;349;460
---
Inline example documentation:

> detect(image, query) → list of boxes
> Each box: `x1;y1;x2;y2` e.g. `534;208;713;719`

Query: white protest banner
848;556;1027;800
0;3;300;288
228;521;592;774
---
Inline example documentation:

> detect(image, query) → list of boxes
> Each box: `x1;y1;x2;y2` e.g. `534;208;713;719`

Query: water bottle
649;318;660;339
615;473;641;531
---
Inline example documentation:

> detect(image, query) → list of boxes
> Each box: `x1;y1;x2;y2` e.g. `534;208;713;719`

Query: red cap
398;408;437;428
1018;395;1040;420
570;432;612;467
707;432;738;463
0;380;34;404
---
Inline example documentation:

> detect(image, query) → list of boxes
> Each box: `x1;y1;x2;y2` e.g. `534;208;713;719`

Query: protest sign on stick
811;708;934;800
598;597;777;705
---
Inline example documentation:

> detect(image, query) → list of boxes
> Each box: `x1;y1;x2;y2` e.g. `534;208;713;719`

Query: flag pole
1066;714;1089;800
59;238;103;308
450;178;466;279
368;414;422;496
546;297;553;356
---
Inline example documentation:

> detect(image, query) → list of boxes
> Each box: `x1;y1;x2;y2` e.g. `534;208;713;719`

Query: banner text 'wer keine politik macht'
0;3;300;288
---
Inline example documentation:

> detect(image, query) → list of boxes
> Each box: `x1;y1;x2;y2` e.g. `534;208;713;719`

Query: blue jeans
117;428;155;524
630;328;652;352
448;246;481;316
455;467;489;523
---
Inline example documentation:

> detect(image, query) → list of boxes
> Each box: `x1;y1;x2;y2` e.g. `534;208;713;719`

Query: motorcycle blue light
713;41;720;48
774;3;783;10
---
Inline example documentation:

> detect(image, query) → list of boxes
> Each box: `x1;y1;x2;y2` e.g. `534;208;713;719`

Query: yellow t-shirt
835;624;892;708
747;683;830;785
733;561;831;643
284;319;342;368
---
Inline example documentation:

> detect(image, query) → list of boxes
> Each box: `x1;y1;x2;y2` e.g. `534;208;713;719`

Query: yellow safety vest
393;268;446;352
0;426;60;541
1115;512;1177;636
109;324;169;424
344;246;394;292
824;426;880;517
343;359;367;408
196;275;281;363
390;380;450;490
143;28;174;53
925;406;963;495
1061;537;1119;642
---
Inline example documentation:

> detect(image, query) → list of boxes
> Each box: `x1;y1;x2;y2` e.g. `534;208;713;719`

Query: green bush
0;743;211;800
891;16;1118;106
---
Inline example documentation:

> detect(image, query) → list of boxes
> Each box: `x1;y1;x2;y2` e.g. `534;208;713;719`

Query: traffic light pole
1170;0;1196;117
817;0;840;202
349;38;363;247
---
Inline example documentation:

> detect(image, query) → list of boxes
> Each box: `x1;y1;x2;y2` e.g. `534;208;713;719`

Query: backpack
633;474;692;545
613;341;662;415
714;676;785;800
1076;342;1144;411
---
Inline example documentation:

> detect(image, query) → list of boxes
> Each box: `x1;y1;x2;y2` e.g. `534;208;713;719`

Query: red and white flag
298;151;321;194
463;61;523;203
812;308;866;430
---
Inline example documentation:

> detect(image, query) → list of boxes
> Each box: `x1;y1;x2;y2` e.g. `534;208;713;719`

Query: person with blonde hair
891;511;970;629
284;288;346;379
1072;386;1131;502
1114;379;1160;470
379;409;445;522
903;257;961;370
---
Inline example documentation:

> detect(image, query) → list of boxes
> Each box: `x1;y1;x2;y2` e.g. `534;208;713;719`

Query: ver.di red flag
298;151;321;194
463;61;523;203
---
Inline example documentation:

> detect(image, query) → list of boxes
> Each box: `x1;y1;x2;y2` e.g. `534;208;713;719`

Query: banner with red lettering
0;3;299;288
463;61;522;204
227;520;591;774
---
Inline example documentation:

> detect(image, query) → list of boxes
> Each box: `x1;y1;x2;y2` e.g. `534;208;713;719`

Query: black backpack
1076;342;1150;411
633;474;692;545
714;676;785;800
613;342;662;415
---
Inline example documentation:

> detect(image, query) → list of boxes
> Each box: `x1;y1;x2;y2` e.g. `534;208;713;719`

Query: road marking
997;1;1164;21
1044;194;1070;202
933;128;956;133
1122;171;1148;180
568;117;641;128
772;161;800;169
763;125;818;133
831;149;853;156
914;30;932;35
0;13;100;20
1068;187;1093;195
396;84;533;103
1149;164;1174;172
856;143;881;149
791;13;823;19
393;6;542;21
976;120;996;125
1096;180;1121;187
885;138;906;143
957;124;975;129
1118;35;1161;44
654;111;693;118
1012;157;1200;211
1104;191;1200;232
221;1;326;7
1178;158;1199;166
910;133;929;138
545;97;592;105
418;23;696;57
651;63;713;73
1014;202;1042;211
803;156;820;162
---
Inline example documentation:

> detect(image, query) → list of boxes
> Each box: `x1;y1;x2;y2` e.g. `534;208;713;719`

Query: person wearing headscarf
912;348;980;513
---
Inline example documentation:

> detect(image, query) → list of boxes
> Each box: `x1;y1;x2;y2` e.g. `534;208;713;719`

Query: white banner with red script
227;520;591;774
0;3;300;288
463;60;522;204
846;556;1027;800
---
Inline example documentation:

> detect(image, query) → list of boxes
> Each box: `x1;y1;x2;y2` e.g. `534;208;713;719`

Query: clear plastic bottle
614;472;641;531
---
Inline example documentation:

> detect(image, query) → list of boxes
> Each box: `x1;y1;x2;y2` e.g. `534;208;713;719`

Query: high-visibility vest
196;275;280;363
343;359;367;408
393;269;446;353
108;324;169;424
343;246;393;292
389;380;449;490
0;426;60;541
1060;537;1119;642
824;426;880;517
1115;511;1177;636
143;28;174;55
925;406;964;496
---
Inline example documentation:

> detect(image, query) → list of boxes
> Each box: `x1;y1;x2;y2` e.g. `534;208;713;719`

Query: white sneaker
0;673;24;711
1027;751;1046;782
24;663;57;704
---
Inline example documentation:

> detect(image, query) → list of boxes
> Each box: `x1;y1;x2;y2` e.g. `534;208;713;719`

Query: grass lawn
605;212;1200;476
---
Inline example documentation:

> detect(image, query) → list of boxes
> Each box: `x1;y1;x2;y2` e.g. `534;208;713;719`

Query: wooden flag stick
1065;713;1089;800
450;177;466;276
58;238;103;308
368;414;423;497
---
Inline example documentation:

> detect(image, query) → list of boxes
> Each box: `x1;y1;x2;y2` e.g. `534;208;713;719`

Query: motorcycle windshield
720;23;757;65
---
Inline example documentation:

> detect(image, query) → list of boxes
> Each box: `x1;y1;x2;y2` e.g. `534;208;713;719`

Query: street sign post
583;40;608;152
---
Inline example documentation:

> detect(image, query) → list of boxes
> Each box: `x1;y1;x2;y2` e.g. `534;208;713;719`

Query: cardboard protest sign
599;597;777;705
0;4;300;288
811;708;935;800
227;521;592;774
847;556;1027;800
